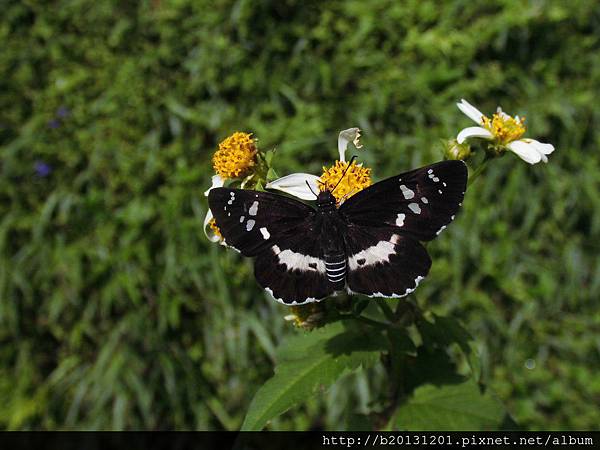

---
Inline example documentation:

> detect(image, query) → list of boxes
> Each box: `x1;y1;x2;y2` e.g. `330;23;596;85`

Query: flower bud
444;139;472;161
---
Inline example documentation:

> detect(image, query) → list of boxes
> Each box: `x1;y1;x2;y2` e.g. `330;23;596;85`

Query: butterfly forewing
340;160;467;241
208;188;315;256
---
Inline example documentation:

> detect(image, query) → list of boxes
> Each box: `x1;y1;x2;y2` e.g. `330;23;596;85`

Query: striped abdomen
325;254;346;287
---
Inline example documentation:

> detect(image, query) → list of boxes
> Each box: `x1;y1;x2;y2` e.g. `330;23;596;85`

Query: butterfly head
316;190;337;209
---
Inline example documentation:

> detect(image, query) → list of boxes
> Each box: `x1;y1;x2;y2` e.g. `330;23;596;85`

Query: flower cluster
265;127;368;201
212;132;257;179
454;99;555;164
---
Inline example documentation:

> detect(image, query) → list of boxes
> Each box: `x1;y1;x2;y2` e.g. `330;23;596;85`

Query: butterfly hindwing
344;224;431;298
339;160;467;241
254;233;334;305
209;187;332;305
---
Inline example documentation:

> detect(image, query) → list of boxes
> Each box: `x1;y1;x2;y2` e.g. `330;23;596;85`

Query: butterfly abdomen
325;253;346;287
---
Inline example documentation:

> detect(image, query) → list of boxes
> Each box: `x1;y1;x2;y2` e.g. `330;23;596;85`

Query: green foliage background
1;0;599;430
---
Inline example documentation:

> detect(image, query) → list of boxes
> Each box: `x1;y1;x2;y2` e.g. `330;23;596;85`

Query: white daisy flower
266;127;366;200
456;99;555;164
203;175;224;243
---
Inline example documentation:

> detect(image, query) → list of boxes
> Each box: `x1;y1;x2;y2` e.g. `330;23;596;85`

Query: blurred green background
1;0;599;430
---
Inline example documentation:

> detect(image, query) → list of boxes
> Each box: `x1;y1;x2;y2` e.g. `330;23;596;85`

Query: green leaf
392;379;506;431
418;314;481;380
264;150;275;166
241;321;386;431
266;167;279;182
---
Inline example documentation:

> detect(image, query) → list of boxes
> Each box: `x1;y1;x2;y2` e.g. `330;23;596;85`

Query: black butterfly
208;160;467;305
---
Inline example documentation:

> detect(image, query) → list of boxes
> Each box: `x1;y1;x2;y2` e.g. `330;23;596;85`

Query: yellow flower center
481;113;526;144
208;218;222;240
318;160;371;203
212;132;257;179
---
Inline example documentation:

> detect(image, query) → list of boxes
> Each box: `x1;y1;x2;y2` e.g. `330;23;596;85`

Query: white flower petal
203;208;221;243
507;140;543;164
457;99;486;124
496;106;511;120
204;175;224;197
456;126;493;144
522;138;555;155
338;127;362;162
266;173;320;200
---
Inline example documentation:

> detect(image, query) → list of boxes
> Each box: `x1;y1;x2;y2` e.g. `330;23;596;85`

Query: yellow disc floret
482;113;526;145
212;132;257;179
208;218;223;240
319;160;371;203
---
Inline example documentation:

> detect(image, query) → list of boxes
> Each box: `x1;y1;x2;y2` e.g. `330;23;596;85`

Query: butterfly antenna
305;180;318;198
331;155;357;194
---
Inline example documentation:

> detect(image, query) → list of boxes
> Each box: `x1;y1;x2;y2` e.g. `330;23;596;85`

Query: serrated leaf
241;321;386;431
392;379;506;431
276;321;347;362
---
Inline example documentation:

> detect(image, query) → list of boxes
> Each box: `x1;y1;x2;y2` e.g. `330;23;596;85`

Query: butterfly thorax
315;190;347;287
316;190;337;210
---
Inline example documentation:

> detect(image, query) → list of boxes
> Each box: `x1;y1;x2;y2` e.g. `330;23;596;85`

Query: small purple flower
57;106;70;118
34;161;52;177
48;118;60;129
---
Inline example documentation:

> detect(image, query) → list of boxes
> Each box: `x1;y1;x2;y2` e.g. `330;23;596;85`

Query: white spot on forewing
408;203;421;214
399;184;415;199
390;234;401;244
246;219;255;231
348;241;396;270
259;227;270;240
436;225;447;235
271;245;326;273
395;213;405;227
249;201;259;216
240;216;245;223
421;197;428;204
438;189;443;194
428;172;439;183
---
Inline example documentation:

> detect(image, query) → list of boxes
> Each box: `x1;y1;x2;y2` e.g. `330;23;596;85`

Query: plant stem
467;154;491;187
375;298;396;322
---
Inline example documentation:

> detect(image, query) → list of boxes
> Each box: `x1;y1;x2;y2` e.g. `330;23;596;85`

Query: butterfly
208;160;467;305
